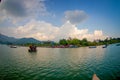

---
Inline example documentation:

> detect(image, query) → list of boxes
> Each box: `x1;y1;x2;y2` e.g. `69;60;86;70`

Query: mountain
0;33;18;44
0;33;41;44
15;38;41;44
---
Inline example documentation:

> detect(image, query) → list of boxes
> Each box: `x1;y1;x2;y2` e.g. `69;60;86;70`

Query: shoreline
1;43;120;48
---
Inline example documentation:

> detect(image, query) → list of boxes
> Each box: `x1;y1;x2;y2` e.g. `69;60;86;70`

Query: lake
0;44;120;80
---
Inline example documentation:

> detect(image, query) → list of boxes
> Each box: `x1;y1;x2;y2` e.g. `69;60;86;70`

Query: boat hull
89;46;96;48
92;74;100;80
10;46;17;48
28;49;37;52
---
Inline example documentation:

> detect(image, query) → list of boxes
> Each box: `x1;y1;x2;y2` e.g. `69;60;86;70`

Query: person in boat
29;45;32;50
33;45;36;51
29;45;37;52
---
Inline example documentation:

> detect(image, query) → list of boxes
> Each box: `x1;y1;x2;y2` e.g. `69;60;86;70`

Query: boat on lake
10;45;17;48
92;74;100;80
89;46;96;48
69;45;78;48
116;43;120;46
28;49;37;52
28;45;37;52
102;44;107;48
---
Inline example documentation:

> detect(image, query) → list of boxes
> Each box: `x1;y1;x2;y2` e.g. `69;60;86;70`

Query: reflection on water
0;44;120;80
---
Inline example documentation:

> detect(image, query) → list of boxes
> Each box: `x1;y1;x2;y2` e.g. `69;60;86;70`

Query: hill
15;38;41;44
0;33;41;44
0;33;18;44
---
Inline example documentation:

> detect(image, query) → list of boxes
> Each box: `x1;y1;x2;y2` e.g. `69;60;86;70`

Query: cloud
81;30;107;41
0;1;107;41
94;30;103;36
1;0;26;17
14;20;59;41
64;10;88;24
0;0;48;24
0;20;106;41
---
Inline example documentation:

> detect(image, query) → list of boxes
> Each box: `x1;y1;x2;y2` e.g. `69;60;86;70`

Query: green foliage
59;39;68;45
67;38;80;45
14;37;120;47
80;38;89;46
58;37;120;47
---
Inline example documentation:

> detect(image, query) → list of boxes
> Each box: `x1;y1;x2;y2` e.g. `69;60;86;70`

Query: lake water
0;44;120;80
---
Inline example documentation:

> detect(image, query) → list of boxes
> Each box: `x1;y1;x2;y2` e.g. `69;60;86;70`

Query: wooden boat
92;74;100;80
28;49;37;52
28;45;37;52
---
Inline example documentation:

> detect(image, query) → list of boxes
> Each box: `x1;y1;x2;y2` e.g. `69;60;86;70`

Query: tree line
58;37;120;47
22;37;120;47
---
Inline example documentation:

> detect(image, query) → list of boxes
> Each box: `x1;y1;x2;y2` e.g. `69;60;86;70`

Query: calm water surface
0;44;120;80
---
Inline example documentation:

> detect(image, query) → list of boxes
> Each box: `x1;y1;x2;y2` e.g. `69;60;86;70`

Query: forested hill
0;33;41;44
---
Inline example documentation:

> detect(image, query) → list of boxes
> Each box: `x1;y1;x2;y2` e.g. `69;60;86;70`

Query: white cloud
0;20;106;41
0;1;107;41
14;20;59;41
94;30;103;36
64;10;88;24
14;20;88;41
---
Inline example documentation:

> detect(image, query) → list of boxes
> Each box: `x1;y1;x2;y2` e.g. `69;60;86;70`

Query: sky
0;0;120;41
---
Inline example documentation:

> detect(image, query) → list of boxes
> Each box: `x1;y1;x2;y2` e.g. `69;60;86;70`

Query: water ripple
0;45;120;80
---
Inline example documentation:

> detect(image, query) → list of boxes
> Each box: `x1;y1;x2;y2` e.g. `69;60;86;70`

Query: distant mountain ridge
15;38;41;44
0;33;41;44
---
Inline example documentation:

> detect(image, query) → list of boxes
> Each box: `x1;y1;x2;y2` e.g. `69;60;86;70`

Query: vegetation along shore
0;33;120;48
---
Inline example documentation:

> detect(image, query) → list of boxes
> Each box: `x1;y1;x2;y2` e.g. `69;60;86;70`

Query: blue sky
45;0;120;36
0;0;120;41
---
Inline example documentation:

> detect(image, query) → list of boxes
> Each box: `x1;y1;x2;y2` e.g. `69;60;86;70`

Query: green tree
81;38;88;46
71;38;80;45
59;39;68;45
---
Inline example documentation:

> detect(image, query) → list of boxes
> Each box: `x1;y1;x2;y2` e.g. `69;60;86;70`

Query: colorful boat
28;45;37;52
28;49;37;52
